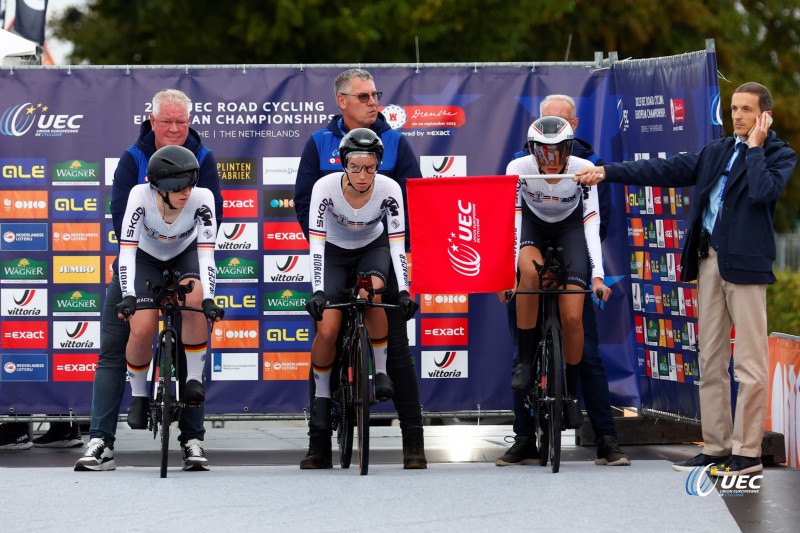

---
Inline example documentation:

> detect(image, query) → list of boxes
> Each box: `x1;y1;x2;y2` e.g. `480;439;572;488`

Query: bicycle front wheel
533;341;549;467
159;331;174;479
355;327;372;475
545;323;563;473
337;377;354;469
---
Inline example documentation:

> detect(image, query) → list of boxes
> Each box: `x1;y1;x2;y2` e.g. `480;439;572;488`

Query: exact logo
1;321;48;349
221;189;258;218
263;222;308;251
420;318;468;346
53;354;98;382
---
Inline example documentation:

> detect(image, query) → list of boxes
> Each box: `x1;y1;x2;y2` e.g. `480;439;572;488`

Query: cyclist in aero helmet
115;145;224;431
300;128;418;469
501;116;611;430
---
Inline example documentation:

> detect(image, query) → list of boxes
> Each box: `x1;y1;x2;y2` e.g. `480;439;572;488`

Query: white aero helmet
527;116;574;173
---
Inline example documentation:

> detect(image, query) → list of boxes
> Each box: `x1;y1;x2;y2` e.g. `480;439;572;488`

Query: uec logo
0;103;83;137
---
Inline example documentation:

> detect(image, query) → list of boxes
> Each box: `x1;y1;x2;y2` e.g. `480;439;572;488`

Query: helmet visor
531;140;572;171
152;170;198;193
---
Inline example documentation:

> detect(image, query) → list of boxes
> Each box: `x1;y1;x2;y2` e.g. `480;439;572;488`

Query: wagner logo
0;102;83;137
217;158;257;184
1;353;48;381
421;318;468;346
53;256;101;284
216;256;258;283
262;157;301;185
448;200;481;277
211;320;259;349
264;254;309;283
221;189;258;218
52;160;100;185
1;321;47;349
53;321;100;349
263;289;309;315
264;222;308;251
53;353;98;382
213;287;258;317
1;257;47;284
52;223;101;251
685;465;763;497
421;293;468;314
52;191;99;219
52;289;100;316
0;190;48;218
1;158;47;184
263;352;310;380
1;288;47;316
216;223;258;251
421;350;468;378
211;352;259;381
420;156;468;178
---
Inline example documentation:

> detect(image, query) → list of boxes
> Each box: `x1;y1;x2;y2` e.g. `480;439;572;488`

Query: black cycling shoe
511;363;533;393
308;397;333;436
563;398;584;429
374;372;394;401
127;396;150;429
184;379;205;404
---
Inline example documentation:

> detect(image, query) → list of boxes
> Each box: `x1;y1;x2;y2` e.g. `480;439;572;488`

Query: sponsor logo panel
0;222;49;251
1;320;48;349
420;350;468;378
1;353;48;381
52;289;100;316
215;256;259;283
420;156;467;178
1;288;48;316
211;352;259;381
51;190;99;219
263;288;308;315
52;223;101;251
53;353;98;381
213;286;258;317
263;352;310;380
216;223;258;251
264;254;309;283
263;319;312;350
221;189;258;218
52;160;100;186
210;320;259;349
420;317;468;346
104;158;120;186
53;255;101;284
0;158;47;186
0;257;48;284
263;221;308;251
262;157;300;185
52;321;100;349
420;293;468;314
217;158;257;185
0;190;48;218
263;188;296;217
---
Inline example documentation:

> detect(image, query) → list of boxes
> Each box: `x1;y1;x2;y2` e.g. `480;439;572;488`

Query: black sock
518;328;538;366
565;363;580;399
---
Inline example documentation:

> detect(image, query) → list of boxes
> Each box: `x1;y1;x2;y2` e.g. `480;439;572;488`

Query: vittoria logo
1;288;48;316
420;350;468;378
53;321;100;349
264;254;309;282
420;156;468;178
216;223;257;250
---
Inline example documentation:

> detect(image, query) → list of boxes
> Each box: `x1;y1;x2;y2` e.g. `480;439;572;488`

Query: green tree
51;0;800;229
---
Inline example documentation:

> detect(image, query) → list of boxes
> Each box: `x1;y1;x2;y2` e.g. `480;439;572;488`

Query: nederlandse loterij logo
0;257;47;283
448;199;481;277
215;257;258;283
685;465;763;497
52;160;100;185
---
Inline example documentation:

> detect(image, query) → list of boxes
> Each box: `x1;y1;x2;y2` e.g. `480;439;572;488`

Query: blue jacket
294;113;421;240
604;131;796;283
110;121;224;241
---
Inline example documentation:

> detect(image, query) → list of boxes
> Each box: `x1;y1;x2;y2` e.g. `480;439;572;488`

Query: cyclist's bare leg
179;277;208;384
364;276;393;399
310;309;343;398
125;309;159;396
558;289;585;366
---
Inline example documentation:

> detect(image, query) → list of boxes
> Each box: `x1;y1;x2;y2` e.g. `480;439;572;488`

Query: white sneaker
181;439;210;471
74;438;116;471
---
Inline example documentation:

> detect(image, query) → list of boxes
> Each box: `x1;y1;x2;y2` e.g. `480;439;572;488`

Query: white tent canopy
0;28;41;65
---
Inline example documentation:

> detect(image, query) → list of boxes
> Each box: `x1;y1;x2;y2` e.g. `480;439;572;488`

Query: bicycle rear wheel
337;374;354;469
355;327;372;475
545;323;563;473
159;331;174;479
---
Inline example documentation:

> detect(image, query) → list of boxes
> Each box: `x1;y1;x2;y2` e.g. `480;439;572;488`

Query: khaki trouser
697;248;769;458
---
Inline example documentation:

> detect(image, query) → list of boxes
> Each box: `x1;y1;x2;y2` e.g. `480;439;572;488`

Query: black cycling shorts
132;242;201;305
323;234;391;304
519;206;590;289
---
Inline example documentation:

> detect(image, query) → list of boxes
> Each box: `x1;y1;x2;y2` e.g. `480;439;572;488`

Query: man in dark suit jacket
576;82;796;476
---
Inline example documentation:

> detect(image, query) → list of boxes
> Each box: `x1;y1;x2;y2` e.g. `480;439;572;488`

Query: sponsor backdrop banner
0;59;718;416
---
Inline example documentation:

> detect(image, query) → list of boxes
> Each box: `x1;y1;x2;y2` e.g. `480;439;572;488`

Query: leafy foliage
768;270;800;335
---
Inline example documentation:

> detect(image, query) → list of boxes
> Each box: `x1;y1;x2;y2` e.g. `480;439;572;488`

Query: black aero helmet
147;145;199;193
527;116;574;172
338;128;383;169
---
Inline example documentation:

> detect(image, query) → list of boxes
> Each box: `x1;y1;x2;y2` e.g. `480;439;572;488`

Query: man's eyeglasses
346;164;378;174
339;91;383;103
155;119;190;128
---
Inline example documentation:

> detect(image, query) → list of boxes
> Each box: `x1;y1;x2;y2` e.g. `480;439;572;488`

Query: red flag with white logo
407;176;516;293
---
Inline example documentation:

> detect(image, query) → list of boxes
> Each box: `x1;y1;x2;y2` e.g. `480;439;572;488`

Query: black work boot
300;436;333;469
307;397;333;436
402;426;427;469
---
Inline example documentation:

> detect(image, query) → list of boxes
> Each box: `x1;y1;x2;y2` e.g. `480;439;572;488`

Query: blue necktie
711;143;747;246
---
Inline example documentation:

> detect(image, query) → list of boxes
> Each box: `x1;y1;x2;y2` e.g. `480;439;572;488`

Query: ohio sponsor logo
213;286;258;317
53;256;101;284
210;352;259;381
1;353;48;382
263;289;309;315
211;320;259;349
52;223;101;251
51;190;99;219
263;157;301;185
263;352;311;380
420;318;468;346
380;104;466;130
263;188;296;217
1;321;48;349
264;254;309;283
1;158;47;185
420;350;468;378
420;293;468;314
104;158;120;186
52;289;100;316
0;102;83;137
221;189;258;218
0;223;48;252
53;353;98;382
264;221;308;251
217;158;257;184
215;256;258;283
447;200;481;277
1;288;48;316
52;321;100;349
264;319;312;350
1;190;48;218
684;465;763;497
1;257;47;284
52;160;100;186
420;156;468;178
216;223;258;251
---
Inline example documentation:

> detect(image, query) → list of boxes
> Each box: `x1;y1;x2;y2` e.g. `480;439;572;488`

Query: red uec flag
407;175;517;293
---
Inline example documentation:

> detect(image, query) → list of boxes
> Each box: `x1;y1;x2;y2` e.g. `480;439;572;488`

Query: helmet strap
159;190;178;210
343;171;373;195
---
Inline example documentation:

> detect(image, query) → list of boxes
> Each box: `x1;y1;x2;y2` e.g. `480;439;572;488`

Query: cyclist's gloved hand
305;291;326;321
398;290;419;320
202;298;225;321
115;295;137;319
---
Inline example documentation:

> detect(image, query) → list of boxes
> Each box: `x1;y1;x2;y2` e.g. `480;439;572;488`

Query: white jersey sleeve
192;188;218;300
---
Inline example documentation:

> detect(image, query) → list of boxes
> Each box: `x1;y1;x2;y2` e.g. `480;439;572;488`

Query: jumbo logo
210;320;259;349
53;256;101;284
420;318;468;346
263;222;308;251
0;102;84;137
0;158;47;184
1;321;48;349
